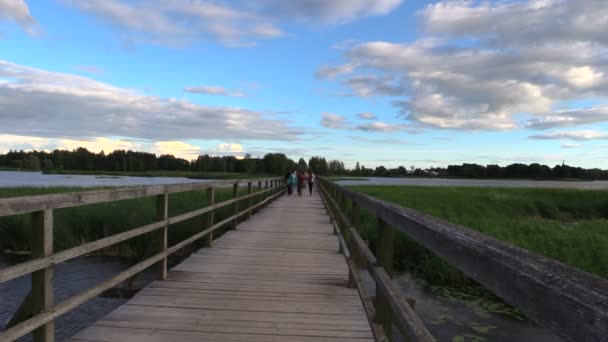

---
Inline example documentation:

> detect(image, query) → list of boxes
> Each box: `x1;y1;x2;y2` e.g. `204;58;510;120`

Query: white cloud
254;0;403;24
529;130;608;141
184;85;245;98
0;135;141;154
320;113;349;129
561;143;581;149
62;0;284;47
152;140;201;160
0;0;37;35
526;106;608;129
319;0;608;131
0;60;300;142
357;112;378;120
62;0;403;48
356;122;403;132
218;143;244;152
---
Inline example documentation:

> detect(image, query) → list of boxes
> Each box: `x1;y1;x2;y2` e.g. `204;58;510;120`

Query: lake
0;171;210;188
335;176;608;189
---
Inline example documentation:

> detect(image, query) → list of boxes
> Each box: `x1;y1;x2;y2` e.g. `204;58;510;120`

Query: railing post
247;182;253;219
31;209;54;342
205;187;214;246
376;218;395;274
375;217;395;338
156;192;168;280
257;181;262;209
232;183;239;229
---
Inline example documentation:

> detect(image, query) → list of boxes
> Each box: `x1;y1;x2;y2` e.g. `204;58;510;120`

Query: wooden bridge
0;177;607;342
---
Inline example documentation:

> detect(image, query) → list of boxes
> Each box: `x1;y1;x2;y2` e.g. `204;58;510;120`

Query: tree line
1;148;607;180
0;148;346;176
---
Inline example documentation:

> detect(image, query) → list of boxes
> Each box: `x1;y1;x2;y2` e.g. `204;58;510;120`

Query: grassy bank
43;170;275;180
349;186;608;284
0;186;270;258
327;177;369;182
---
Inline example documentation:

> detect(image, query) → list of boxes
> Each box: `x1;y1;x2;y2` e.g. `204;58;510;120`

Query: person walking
297;170;305;196
287;170;297;196
285;169;293;196
307;170;315;196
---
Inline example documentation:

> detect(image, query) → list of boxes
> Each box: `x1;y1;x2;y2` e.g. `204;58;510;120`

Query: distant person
285;170;293;195
307;170;315;196
287;171;298;196
297;171;305;196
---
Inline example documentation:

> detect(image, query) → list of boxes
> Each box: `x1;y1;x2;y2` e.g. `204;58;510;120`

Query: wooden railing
0;177;285;342
318;177;608;342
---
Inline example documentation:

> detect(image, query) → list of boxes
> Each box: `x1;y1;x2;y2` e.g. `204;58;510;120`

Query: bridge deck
70;189;374;341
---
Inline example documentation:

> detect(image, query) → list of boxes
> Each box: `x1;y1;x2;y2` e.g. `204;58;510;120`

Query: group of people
285;169;315;196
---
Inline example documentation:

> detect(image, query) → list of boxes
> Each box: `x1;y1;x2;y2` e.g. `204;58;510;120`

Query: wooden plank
68;189;374;342
73;325;374;342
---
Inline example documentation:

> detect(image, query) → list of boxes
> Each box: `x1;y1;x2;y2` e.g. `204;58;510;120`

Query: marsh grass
348;186;608;284
0;185;271;260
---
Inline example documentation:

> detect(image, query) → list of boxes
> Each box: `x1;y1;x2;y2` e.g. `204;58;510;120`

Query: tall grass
348;186;608;284
0;185;271;260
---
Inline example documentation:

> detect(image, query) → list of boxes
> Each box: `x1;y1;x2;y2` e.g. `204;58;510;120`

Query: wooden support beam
247;182;253;219
155;192;168;280
232;183;239;230
205;187;214;247
376;218;395;275
31;209;54;342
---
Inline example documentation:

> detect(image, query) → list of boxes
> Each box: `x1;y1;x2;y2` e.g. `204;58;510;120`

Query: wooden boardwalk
70;189;374;342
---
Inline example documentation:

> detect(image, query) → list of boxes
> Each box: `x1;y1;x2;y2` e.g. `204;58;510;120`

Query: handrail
318;177;608;342
0;177;285;342
318;179;434;342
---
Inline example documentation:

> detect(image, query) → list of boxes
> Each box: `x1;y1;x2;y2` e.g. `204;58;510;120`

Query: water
0;171;210;188
393;274;561;342
336;177;608;189
0;255;134;341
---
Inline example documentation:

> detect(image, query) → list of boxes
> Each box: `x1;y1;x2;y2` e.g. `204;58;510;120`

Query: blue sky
1;0;608;168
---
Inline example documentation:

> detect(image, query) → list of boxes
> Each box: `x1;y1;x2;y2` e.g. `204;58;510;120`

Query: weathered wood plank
67;188;373;342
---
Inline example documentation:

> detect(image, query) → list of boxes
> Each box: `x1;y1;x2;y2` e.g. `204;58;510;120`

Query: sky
1;0;608;169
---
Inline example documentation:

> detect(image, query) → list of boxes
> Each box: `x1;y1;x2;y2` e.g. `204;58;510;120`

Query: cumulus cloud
62;0;402;47
62;0;284;47
526;106;608;129
321;113;410;133
319;0;608;131
529;130;608;141
0;60;300;142
0;135;141;154
357;112;377;120
320;113;349;129
257;0;403;24
0;0;38;35
183;85;246;98
152;140;201;160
